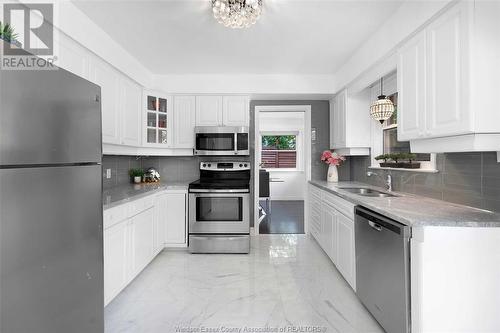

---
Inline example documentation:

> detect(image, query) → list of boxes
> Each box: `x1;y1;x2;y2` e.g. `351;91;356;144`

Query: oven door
189;192;249;234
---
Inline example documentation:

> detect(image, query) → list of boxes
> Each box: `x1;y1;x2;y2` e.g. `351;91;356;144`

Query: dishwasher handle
355;206;410;238
368;220;382;232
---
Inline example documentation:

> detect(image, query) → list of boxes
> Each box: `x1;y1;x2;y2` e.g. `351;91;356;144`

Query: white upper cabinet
330;91;346;149
397;31;426;141
425;2;471;138
57;33;90;80
330;88;371;155
88;53;142;148
196;95;249;127
121;78;142;146
173;96;196;148
196;96;223;126
90;57;121;145
398;1;500;152
223;96;249;126
143;91;172;147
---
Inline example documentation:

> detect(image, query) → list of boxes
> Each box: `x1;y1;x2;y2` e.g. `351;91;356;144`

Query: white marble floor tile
105;234;384;333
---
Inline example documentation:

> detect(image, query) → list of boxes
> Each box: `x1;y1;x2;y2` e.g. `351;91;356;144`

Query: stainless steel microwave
194;126;249;156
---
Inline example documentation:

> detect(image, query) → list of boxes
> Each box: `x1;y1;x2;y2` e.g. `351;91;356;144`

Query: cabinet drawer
128;196;154;217
322;191;355;220
103;205;128;229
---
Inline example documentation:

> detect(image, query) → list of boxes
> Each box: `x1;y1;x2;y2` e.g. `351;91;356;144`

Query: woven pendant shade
370;78;395;124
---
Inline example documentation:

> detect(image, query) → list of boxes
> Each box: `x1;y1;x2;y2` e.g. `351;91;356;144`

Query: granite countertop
309;180;500;227
103;182;190;210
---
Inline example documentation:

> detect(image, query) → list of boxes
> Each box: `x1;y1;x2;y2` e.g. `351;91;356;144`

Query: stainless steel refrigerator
0;67;104;332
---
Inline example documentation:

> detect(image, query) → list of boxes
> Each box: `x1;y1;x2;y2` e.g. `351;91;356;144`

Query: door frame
253;105;312;235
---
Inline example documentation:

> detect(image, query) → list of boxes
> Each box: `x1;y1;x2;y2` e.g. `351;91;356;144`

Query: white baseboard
164;243;187;248
267;197;305;201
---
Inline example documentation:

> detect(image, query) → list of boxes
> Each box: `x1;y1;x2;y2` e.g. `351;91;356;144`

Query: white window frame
369;73;438;172
260;131;301;172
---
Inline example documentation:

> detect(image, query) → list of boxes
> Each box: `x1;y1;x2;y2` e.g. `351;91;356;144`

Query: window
382;93;431;161
261;135;297;169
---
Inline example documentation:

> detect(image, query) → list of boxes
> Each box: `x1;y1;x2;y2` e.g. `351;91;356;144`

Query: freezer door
0;69;101;165
0;165;103;333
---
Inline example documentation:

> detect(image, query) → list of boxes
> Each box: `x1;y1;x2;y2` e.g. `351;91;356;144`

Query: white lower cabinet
308;184;356;290
308;189;322;240
130;207;155;277
103;188;188;306
103;221;128;305
336;212;356;289
158;192;187;246
321;203;337;262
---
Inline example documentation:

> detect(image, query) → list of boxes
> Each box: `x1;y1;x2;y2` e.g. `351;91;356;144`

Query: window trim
369;73;437;172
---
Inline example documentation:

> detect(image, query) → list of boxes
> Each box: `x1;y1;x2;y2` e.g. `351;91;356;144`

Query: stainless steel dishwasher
355;206;411;333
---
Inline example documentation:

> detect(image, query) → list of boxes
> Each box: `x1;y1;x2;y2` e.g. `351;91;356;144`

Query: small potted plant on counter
129;168;144;184
0;22;21;47
374;154;392;168
400;153;420;169
321;150;346;183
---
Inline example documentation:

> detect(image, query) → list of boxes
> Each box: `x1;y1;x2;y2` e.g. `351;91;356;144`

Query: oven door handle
189;189;249;193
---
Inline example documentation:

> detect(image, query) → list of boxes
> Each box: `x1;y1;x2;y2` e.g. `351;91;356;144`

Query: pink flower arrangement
321;150;346;166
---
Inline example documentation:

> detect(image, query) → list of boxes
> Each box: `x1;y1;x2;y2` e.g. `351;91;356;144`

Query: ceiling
71;0;403;75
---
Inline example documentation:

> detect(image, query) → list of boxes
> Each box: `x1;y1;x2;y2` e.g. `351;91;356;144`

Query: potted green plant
0;22;21;47
388;153;405;168
375;154;392;168
401;153;421;169
128;168;144;184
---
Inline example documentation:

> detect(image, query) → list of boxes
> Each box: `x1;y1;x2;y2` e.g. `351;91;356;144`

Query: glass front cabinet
143;91;172;147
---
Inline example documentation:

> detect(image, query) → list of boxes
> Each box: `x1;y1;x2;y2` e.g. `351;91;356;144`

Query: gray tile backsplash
102;155;249;190
349;152;500;212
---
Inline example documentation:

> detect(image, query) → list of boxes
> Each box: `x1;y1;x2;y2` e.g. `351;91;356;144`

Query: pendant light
370;77;395;124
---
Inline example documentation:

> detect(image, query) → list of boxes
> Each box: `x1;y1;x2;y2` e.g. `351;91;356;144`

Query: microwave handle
234;133;238;155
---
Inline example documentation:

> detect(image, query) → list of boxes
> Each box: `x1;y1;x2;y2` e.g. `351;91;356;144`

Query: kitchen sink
339;187;398;198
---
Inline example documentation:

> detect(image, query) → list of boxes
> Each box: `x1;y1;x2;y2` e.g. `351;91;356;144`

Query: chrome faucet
367;171;393;192
386;174;392;192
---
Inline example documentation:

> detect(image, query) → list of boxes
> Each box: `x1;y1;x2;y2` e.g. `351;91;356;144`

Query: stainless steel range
188;161;251;254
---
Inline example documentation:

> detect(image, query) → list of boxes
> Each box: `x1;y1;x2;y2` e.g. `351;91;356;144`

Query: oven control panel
200;161;250;171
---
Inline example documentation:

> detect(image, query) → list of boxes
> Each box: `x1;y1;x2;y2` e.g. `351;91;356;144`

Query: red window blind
261;151;296;168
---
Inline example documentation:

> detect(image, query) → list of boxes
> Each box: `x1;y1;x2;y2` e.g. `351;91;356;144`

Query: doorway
253;105;311;235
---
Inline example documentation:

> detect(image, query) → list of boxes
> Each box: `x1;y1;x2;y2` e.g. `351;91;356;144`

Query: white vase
327;164;338;183
134;176;142;184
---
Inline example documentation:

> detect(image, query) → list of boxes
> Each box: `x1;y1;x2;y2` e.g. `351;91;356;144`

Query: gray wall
349;152;500;212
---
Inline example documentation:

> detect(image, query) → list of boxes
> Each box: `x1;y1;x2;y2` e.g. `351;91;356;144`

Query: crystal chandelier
370;77;395;124
212;0;263;29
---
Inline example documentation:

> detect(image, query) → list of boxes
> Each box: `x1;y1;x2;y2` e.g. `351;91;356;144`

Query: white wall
267;171;305;201
333;0;451;93
152;74;336;95
15;0;152;86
